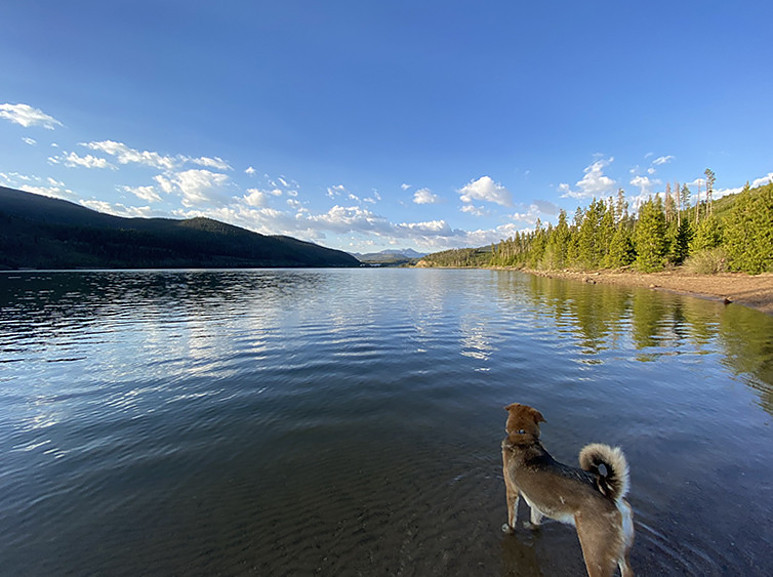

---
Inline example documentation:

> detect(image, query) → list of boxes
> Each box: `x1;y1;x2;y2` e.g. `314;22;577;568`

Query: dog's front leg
502;490;519;533
502;457;519;533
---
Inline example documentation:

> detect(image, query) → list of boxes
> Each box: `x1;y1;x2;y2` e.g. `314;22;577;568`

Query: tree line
423;177;772;274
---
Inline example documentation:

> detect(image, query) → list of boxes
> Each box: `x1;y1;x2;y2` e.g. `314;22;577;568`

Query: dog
501;403;634;577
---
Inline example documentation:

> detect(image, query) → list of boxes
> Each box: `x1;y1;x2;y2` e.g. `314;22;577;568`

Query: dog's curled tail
579;443;630;502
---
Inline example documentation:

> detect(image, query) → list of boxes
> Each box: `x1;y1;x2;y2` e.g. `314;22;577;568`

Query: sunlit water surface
1;269;772;576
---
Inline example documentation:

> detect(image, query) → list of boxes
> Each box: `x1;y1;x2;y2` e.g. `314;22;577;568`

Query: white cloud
81;140;178;170
4;172;74;200
0;103;63;129
244;188;268;207
395;220;456;236
652;155;674;166
186;156;232;171
50;151;112;169
0;171;28;185
245;166;256;175
165;189;533;253
464;223;526;248
401;183;412;190
327;184;347;199
122;185;162;203
560;157;616;199
22;137;37;146
175;169;232;207
458;176;512;206
19;184;74;200
511;204;543;225
80;199;153;218
413;187;439;204
751;172;773;188
243;186;283;207
364;190;381;204
630;175;660;196
154;174;176;194
461;204;486;216
306;205;393;235
79;199;117;213
532;199;560;216
154;169;232;207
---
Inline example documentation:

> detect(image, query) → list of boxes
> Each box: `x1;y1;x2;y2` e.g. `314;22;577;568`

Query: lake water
1;268;772;576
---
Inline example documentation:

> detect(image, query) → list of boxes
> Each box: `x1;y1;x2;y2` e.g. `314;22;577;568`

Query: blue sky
2;1;772;254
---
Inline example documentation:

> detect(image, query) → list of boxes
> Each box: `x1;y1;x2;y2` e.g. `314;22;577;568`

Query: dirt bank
522;269;773;316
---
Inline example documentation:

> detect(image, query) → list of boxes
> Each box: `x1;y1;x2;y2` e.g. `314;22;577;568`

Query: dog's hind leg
618;500;635;576
574;512;620;577
520;495;543;529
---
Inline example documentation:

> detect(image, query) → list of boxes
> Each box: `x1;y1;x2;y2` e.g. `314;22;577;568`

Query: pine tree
664;185;676;224
528;220;548;268
681;184;691;214
704;168;716;217
724;183;773;273
634;196;668;272
694;180;702;226
599;198;616;266
577;199;606;269
669;218;692;265
615;188;629;223
605;222;636;268
542;209;571;269
690;214;722;253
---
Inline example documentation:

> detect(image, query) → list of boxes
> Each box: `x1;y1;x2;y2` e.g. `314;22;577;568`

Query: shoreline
517;268;773;316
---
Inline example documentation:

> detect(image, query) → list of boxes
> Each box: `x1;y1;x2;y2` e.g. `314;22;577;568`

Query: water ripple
1;269;772;576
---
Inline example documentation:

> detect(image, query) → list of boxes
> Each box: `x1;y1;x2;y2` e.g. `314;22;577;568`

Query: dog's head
504;403;545;444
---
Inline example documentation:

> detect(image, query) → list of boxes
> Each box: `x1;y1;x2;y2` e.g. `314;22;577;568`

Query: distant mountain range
355;248;426;265
0;186;360;270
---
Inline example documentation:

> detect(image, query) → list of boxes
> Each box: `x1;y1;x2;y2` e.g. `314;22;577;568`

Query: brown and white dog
501;403;634;577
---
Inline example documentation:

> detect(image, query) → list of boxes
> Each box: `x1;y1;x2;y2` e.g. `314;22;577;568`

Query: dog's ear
528;407;546;424
504;403;545;422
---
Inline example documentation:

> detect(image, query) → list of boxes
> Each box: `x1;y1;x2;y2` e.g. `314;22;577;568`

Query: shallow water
1;268;771;576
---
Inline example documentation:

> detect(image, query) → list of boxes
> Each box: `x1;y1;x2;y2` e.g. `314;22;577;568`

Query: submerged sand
523;269;773;316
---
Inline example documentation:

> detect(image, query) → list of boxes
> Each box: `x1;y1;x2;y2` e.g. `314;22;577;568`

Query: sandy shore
522;269;773;316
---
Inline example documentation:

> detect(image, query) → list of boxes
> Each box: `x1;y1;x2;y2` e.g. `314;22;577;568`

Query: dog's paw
501;523;515;534
523;521;541;530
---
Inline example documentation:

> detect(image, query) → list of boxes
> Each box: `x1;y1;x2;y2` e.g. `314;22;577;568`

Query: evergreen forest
421;178;773;275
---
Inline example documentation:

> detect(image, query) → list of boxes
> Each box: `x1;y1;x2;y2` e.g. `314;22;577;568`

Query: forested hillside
421;180;773;274
0;187;360;269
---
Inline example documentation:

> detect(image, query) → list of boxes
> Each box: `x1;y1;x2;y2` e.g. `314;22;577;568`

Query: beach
524;269;773;315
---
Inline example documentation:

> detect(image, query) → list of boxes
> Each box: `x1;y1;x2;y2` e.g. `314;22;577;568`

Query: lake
1;268;771;576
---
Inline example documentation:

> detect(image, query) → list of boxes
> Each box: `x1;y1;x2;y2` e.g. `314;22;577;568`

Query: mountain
355;248;427;265
0;186;360;270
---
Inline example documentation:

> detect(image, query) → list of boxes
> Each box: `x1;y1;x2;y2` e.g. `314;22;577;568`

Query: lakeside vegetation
419;178;773;275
